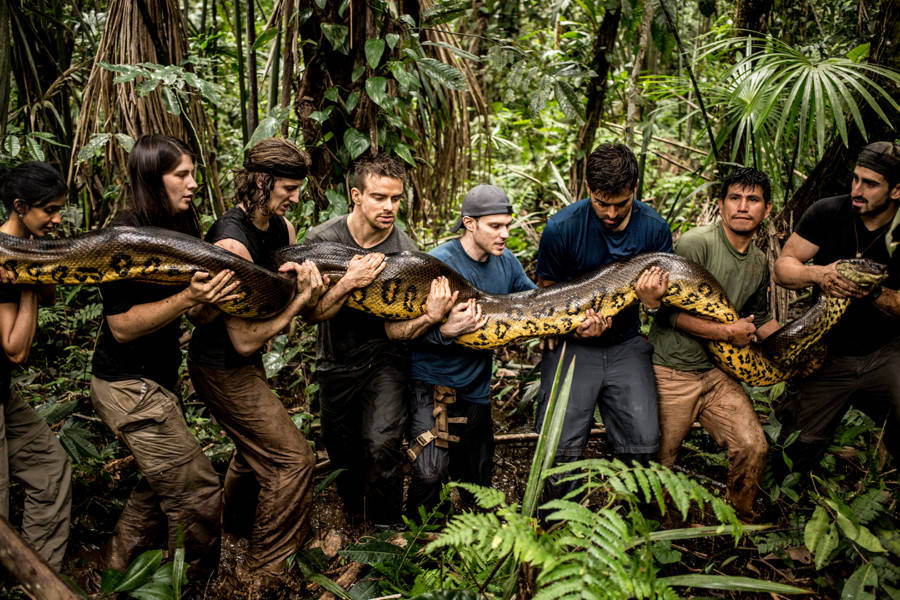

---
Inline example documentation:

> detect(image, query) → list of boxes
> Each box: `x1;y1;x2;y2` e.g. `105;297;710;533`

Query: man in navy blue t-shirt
535;143;673;500
387;185;536;514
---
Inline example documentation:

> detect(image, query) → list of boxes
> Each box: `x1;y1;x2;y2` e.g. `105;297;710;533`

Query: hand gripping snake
0;228;886;386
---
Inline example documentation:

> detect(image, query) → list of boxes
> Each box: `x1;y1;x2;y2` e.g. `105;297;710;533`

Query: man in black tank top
187;139;327;589
774;142;900;474
305;154;417;528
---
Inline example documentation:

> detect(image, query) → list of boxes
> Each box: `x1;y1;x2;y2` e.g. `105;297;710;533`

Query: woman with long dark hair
0;161;72;570
90;134;237;576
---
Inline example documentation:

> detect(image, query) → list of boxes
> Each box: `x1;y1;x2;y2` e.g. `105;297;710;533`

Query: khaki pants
0;387;71;569
189;362;315;573
654;365;767;518
91;377;222;573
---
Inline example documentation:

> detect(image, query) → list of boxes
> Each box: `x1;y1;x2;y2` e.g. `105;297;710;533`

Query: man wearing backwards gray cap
387;184;536;514
775;141;900;473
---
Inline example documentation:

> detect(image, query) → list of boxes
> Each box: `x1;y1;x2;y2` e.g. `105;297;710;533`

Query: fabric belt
406;385;468;461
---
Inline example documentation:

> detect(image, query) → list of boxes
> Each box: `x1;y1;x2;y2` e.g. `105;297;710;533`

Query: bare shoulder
215;238;254;262
284;217;297;245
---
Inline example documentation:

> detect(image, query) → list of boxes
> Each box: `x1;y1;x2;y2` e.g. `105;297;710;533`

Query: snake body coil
0;227;296;318
0;230;884;386
278;242;887;387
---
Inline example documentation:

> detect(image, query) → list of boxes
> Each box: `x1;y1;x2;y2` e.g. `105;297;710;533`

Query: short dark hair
128;134;200;236
585;143;639;197
350;153;406;193
0;161;66;214
719;167;771;204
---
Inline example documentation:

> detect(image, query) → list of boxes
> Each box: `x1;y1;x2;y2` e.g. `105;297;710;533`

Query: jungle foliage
1;0;899;598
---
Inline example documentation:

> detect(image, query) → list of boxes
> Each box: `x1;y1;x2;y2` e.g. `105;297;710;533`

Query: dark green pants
0;387;71;570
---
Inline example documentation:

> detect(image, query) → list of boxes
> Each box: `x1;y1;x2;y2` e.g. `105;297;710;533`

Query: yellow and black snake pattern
0;229;886;386
0;227;296;319
278;242;887;387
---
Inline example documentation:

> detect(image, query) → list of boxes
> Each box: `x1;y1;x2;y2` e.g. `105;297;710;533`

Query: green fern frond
425;506;551;565
850;488;887;525
450;482;506;509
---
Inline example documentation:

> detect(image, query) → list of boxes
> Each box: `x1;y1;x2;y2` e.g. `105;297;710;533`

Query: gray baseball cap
451;184;513;232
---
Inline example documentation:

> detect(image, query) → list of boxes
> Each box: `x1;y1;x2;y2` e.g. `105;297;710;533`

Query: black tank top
188;207;290;369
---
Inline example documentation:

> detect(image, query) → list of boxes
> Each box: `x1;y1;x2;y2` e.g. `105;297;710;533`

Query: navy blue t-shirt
536;198;672;344
410;239;536;404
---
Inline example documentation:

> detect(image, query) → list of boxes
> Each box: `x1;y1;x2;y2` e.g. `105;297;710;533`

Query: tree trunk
733;0;773;33
279;0;296;137
0;515;80;600
234;0;249;146
567;1;622;201
771;0;899;242
246;0;259;134
70;0;225;224
624;0;654;147
0;0;10;140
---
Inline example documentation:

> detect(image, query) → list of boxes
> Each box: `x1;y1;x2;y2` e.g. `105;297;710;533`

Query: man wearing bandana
774;142;900;472
189;138;327;586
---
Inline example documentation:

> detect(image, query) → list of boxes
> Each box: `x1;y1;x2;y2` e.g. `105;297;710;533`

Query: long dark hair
127;134;200;237
0;161;67;215
234;137;309;216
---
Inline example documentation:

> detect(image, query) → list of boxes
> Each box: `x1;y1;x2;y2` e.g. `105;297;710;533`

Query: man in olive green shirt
642;167;781;519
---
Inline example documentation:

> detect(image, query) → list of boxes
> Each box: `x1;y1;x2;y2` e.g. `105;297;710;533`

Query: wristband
644;305;660;316
870;284;884;302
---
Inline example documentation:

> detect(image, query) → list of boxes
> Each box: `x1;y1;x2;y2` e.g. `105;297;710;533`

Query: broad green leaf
804;506;839;569
114;550;163;591
77;133;112;161
309;107;334;124
100;569;125;595
25;136;44;161
251;28;280;52
365;77;391;109
841;564;877;600
365;38;385;69
346;91;360;113
324;87;340;102
161;86;181;117
415;57;466;91
385;33;400;49
339;540;404;565
324;188;348;214
351;65;365;82
393;142;415;166
129;581;176;600
35;398;78;424
247;106;292;149
343;128;370;160
320;23;349;51
660;574;809;594
115;133;135;153
828;499;887;553
846;43;870;62
388;61;420;90
4;136;20;158
171;546;185;599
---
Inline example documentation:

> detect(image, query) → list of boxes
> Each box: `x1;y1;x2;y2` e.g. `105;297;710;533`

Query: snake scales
0;227;886;386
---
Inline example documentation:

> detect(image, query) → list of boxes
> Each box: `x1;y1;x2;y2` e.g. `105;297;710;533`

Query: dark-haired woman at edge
90;135;238;576
0;161;72;570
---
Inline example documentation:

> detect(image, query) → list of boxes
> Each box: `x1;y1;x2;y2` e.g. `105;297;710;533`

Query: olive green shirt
649;222;772;371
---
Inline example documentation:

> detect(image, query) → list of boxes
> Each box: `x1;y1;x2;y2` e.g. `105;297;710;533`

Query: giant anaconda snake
0;227;887;386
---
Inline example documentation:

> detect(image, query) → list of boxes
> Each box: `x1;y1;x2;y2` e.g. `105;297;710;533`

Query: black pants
318;361;408;524
406;381;494;516
535;338;659;504
777;338;900;473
